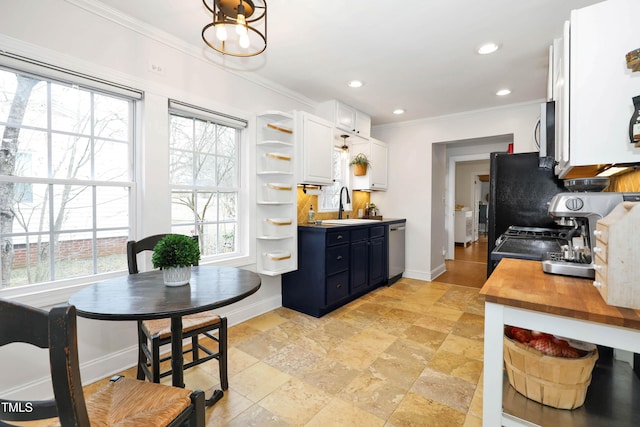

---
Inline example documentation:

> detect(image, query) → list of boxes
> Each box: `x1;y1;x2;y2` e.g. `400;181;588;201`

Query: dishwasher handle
390;225;406;231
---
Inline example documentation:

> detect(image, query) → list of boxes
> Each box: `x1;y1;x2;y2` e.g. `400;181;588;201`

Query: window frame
167;100;249;264
0;60;140;304
319;146;351;213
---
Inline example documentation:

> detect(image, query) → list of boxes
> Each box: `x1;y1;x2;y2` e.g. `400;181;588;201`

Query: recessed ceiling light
496;89;511;96
393;109;405;115
478;43;500;55
348;80;363;88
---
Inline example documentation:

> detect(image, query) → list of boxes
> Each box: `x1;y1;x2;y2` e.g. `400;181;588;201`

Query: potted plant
152;234;200;286
349;153;371;176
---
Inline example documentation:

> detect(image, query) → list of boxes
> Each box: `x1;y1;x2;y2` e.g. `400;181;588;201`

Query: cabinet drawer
326;245;349;275
327;230;349;246
370;225;385;238
351;228;368;242
326;271;349;305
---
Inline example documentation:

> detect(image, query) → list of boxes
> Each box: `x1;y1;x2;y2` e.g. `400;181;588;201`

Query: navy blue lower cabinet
282;223;388;317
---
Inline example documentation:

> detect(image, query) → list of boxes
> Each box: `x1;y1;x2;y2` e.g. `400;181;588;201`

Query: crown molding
63;0;316;108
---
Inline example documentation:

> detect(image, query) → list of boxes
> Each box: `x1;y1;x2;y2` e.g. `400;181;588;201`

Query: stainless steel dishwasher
388;222;406;284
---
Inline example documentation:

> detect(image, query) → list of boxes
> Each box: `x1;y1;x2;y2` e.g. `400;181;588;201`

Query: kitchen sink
321;219;382;225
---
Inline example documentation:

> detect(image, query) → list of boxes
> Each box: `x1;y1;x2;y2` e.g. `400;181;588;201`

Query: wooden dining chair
127;234;228;394
0;299;205;427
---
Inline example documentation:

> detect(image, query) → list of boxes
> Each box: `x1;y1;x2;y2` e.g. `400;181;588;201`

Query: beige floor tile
222;347;259;377
439;334;484;361
205;389;255;427
338;372;408;420
262;343;322;376
242;311;289;332
428;349;484;384
383;338;435;366
326;339;382;370
349;327;398;353
320;318;361;340
298;358;361;394
368;352;425;390
411;367;476;413
306;397;386;427
413;313;457;334
227;323;262;347
383;307;425;323
235;329;289;360
451;312;485;341
401;325;449;351
424;304;465;322
258;378;332;425
230;362;291;402
223;404;290;427
388;391;466;427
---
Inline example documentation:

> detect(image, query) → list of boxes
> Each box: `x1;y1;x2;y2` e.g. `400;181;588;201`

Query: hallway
437;236;488;289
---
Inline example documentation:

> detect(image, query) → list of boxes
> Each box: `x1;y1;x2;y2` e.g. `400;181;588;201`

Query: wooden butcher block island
480;258;640;427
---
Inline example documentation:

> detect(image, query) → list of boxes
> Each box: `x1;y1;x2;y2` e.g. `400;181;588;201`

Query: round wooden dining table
69;266;261;405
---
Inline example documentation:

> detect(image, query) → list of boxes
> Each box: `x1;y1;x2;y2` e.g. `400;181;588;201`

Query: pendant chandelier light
202;0;267;57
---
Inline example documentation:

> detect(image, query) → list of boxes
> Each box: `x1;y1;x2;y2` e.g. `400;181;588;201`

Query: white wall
0;0;315;399
371;102;541;281
455;160;490;209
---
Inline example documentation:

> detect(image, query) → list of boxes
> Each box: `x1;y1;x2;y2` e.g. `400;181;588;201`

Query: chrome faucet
338;186;351;219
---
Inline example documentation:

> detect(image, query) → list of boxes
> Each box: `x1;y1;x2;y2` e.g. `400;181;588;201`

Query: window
0;66;135;290
168;101;245;259
319;146;350;212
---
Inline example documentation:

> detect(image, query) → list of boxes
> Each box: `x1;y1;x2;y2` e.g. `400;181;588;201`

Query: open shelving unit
256;112;297;276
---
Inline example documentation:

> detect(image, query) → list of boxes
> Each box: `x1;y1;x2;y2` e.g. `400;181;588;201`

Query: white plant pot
163;266;191;287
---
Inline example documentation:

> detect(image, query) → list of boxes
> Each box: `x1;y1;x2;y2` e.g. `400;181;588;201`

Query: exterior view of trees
0;68;132;288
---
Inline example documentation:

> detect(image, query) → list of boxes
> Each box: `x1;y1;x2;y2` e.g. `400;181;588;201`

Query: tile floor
86;239;490;426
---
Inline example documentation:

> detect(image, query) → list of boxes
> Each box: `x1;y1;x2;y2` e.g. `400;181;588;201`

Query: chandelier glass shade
202;0;267;57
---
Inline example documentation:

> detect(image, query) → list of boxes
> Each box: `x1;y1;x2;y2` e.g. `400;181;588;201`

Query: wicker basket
503;336;598;409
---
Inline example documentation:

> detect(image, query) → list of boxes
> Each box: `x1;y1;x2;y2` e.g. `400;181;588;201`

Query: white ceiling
95;0;603;125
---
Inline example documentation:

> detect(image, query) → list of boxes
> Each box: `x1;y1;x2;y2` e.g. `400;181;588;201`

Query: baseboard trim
430;262;447;281
402;269;433;282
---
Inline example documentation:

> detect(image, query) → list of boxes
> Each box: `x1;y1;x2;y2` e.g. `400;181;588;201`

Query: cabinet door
370;139;388;190
355;110;371;138
350;239;368;293
565;0;640;171
553;22;570;176
326;271;349;306
351;138;388;191
368;237;386;287
336;102;356;133
299;113;333;185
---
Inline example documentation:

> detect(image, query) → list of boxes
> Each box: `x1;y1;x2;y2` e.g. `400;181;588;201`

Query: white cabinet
256;112;297;276
316;100;371;139
555;0;640;177
296;111;334;185
350;138;388;191
454;210;473;247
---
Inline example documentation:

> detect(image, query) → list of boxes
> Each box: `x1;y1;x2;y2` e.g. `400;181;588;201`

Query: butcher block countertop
480;258;640;331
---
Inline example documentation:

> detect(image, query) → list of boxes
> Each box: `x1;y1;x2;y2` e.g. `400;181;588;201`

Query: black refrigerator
487;152;566;276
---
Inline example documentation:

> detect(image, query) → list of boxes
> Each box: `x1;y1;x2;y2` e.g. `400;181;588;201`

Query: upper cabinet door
351;138;388;191
297;112;334;185
316;100;371;139
336;102;356;133
559;0;640;176
369;139;388;189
